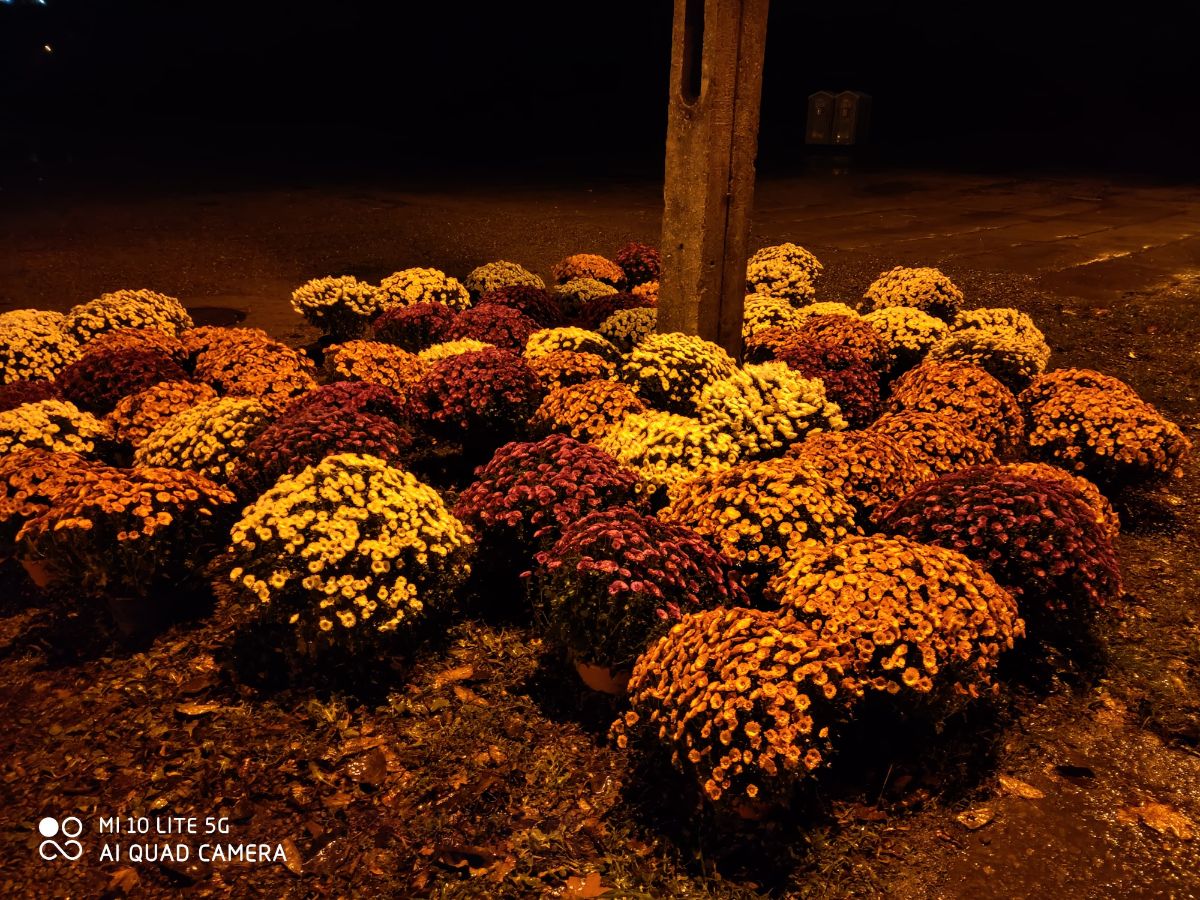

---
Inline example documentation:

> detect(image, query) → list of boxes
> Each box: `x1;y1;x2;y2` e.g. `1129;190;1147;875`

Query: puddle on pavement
186;305;248;327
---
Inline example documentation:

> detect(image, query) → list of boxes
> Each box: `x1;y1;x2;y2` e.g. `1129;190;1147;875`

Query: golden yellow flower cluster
463;260;545;296
621;332;736;414
741;294;800;340
794;301;859;320
861;305;949;373
528;350;616;392
551;253;626;287
417;339;495;363
523;326;619;362
378;267;471;311
134;397;272;480
324;340;428;398
696;362;847;459
770;536;1023;704
663;456;860;590
869;411;994;482
749;243;823;281
0;399;110;457
225;452;473;653
631;280;659;305
931;307;1051;389
106;380;219;447
864;266;964;322
1021;371;1190;482
65;290;194;342
614;607;851;804
887;360;1024;454
787;430;923;518
597;410;741;497
1002;462;1119;540
192;336;318;414
531;379;647;443
0;309;81;383
290;275;384;338
745;256;817;305
0;449;101;557
17;465;235;596
598;306;657;352
556;277;618;304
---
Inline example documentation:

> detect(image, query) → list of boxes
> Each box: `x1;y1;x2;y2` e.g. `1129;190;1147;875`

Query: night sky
2;0;1196;177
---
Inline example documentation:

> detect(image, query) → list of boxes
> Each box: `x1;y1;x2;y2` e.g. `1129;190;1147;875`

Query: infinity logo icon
37;816;84;862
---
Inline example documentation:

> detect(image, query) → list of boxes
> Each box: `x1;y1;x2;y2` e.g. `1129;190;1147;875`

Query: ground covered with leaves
1;262;1198;899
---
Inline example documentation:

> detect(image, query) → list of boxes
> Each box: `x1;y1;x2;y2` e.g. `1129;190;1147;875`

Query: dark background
1;0;1196;181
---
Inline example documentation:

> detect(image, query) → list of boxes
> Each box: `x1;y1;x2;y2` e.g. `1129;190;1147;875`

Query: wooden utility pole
658;0;770;359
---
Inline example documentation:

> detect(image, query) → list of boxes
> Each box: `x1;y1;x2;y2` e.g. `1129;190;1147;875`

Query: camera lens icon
37;816;84;861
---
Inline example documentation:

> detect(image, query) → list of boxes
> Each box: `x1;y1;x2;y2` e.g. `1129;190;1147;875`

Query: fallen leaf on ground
345;746;388;785
175;702;222;717
280;838;304;875
489;855;517;882
956;806;995;830
565;870;611;898
453;684;483;704
1119;802;1195;840
105;867;139;894
834;802;887;823
999;775;1045;800
433;665;474;689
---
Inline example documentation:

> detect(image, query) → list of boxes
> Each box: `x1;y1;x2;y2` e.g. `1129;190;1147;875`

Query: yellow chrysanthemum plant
612;607;854;811
747;262;817;307
65;289;194;343
223;453;474;661
864;266;964;322
555;277;618;306
378;267;471;312
749;243;824;281
931;307;1051;390
523;326;620;364
106;381;219;448
770;535;1024;716
793;301;859;320
597;410;741;503
598;306;657;352
417;339;495;364
134;397;273;481
0;399;112;458
741;294;800;341
0;309;82;384
861;306;950;376
463;260;545;298
696;362;847;460
291;275;385;340
621;332;736;415
661;456;861;597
